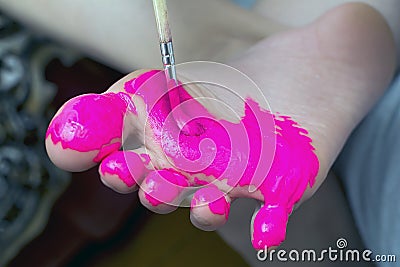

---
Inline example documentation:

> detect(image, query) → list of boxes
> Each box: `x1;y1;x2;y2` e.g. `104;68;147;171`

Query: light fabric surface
334;73;400;266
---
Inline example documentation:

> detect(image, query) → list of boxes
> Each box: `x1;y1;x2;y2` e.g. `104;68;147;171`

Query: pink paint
99;150;148;187
94;142;121;162
191;186;230;219
193;177;210;186
124;70;160;94
140;153;151;165
46;92;133;162
124;70;319;249
144;170;189;206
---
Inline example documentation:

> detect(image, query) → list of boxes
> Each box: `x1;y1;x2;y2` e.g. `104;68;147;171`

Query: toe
138;169;190;214
251;203;288;250
99;150;150;194
45;92;130;171
190;185;231;231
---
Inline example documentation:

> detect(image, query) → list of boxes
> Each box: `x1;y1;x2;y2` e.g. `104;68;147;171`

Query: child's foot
45;3;396;250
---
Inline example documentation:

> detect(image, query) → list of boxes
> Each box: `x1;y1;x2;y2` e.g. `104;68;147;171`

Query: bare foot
45;3;396;250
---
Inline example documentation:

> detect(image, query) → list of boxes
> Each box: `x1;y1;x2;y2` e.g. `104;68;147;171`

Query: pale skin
4;0;397;249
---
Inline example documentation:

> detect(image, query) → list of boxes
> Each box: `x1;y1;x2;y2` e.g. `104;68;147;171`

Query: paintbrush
152;0;200;134
152;0;178;86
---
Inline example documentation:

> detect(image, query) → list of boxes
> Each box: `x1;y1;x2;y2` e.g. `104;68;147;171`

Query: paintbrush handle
152;0;178;84
152;0;172;43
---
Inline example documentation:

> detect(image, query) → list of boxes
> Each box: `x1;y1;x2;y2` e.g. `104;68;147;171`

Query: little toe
251;202;288;250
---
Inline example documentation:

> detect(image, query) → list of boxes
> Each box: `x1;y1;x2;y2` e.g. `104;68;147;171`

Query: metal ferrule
160;41;177;82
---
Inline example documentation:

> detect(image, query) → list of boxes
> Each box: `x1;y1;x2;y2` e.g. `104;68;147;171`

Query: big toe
46;92;131;171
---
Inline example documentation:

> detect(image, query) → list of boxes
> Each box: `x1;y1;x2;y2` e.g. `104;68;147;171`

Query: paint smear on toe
100;150;147;187
192;186;230;219
144;170;189;206
252;204;288;248
46;92;133;162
